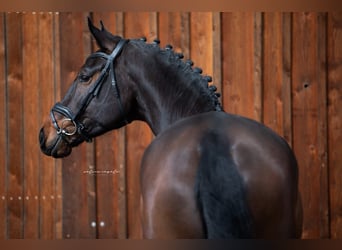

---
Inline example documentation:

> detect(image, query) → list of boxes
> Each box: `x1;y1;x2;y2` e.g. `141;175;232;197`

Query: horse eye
79;74;91;83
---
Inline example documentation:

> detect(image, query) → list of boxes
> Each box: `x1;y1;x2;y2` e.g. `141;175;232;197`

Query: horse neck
136;83;216;135
139;83;214;135
124;43;219;135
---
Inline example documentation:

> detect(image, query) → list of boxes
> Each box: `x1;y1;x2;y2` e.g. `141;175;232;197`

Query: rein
50;38;129;143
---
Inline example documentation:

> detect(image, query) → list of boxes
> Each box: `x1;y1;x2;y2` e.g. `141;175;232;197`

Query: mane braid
134;38;223;112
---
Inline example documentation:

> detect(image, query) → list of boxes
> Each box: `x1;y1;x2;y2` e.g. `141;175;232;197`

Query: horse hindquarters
195;131;254;238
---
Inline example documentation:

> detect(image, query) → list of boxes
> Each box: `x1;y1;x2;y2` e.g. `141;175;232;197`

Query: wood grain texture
190;12;213;77
22;12;40;239
53;12;63;240
6;12;24;239
221;12;257;120
212;12;222;99
37;13;56;240
328;12;342;239
281;13;293;147
253;12;262;122
0;12;7;239
263;12;293;144
158;12;190;58
292;12;329;238
317;13;329;239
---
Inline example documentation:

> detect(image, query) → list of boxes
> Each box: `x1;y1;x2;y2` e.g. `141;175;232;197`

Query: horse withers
39;18;302;238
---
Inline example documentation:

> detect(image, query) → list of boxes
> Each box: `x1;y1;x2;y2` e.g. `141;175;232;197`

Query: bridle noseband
50;38;128;143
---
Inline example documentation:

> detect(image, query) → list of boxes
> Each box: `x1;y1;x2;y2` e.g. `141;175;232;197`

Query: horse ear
87;17;115;52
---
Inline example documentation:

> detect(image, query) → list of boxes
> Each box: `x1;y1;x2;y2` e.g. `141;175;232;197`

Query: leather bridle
50;38;129;143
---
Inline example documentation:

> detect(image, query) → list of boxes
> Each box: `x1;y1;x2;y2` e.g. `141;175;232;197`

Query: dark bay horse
39;18;303;238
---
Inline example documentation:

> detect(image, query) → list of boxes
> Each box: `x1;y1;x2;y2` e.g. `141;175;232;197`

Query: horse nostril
39;128;46;146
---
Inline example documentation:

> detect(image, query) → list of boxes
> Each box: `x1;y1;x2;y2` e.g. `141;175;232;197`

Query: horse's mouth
39;128;72;158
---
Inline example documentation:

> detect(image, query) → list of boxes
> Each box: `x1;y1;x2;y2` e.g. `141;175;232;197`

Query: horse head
39;18;135;158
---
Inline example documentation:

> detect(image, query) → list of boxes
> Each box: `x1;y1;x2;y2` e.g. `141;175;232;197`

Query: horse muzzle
39;127;72;158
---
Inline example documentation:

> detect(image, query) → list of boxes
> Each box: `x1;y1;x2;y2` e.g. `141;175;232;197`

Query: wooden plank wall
0;12;63;239
0;12;341;239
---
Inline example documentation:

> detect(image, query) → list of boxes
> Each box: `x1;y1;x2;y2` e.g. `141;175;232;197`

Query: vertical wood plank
317;13;329;239
59;12;96;239
91;12;126;239
282;13;293;146
263;12;293;144
190;12;213;77
253;12;263;122
6;12;24;239
53;12;63;240
158;12;190;58
124;12;156;239
22;12;40;239
38;12;57;240
263;12;283;132
292;12;329;238
221;13;258;120
328;12;342;239
212;12;222;99
0;12;7;239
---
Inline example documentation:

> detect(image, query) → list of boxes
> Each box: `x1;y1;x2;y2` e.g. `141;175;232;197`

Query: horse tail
195;131;254;238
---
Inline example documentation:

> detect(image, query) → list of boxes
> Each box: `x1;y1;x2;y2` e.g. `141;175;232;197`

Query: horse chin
51;142;72;158
42;136;73;158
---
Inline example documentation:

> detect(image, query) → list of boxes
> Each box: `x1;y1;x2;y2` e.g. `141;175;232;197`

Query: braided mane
131;37;223;112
